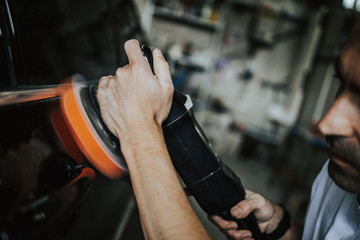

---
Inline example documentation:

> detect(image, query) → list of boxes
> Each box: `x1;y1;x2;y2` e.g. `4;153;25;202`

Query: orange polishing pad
58;76;127;179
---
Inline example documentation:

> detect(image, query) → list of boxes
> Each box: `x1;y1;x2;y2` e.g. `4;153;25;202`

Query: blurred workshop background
1;0;359;239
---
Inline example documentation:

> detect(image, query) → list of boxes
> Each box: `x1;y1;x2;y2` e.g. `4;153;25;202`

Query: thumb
231;199;257;220
231;191;276;225
230;191;267;220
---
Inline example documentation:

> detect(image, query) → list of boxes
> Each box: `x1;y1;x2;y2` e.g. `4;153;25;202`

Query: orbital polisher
51;45;264;239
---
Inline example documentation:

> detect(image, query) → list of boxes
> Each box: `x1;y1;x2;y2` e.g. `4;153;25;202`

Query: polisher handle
141;45;154;74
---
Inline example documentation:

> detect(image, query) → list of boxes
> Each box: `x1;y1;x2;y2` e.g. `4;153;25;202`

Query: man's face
318;39;360;194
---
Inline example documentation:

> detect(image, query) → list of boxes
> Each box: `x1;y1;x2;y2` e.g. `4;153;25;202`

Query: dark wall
0;0;148;88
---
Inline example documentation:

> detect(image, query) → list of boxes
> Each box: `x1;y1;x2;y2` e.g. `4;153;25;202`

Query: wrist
265;204;284;234
116;120;162;141
265;204;291;240
119;122;166;161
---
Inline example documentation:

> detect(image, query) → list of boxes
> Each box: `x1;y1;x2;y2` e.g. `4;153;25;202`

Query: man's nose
318;95;354;137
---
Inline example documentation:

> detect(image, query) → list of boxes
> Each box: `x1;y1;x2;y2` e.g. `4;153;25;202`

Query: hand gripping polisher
51;45;264;239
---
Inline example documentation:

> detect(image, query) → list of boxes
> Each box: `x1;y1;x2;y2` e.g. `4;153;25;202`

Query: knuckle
99;76;109;86
251;193;261;199
99;76;108;81
163;79;174;92
254;194;266;206
108;78;117;89
129;60;140;70
115;67;125;78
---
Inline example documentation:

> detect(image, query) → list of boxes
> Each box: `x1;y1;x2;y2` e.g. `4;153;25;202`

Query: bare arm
209;190;302;240
97;40;210;240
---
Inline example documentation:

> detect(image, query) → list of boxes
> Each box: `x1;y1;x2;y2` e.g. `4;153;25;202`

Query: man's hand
209;190;284;240
96;40;210;240
96;39;174;140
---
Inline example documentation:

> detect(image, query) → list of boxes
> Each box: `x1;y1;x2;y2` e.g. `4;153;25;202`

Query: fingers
153;48;174;108
124;39;147;68
209;215;253;240
226;229;253;240
97;76;112;104
209;190;275;239
123;41;172;89
96;75;119;137
153;48;171;84
209;215;237;231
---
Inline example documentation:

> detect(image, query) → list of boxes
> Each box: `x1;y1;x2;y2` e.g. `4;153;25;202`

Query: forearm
120;124;210;240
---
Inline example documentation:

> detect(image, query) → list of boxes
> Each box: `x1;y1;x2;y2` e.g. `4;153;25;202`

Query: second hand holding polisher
56;45;264;239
